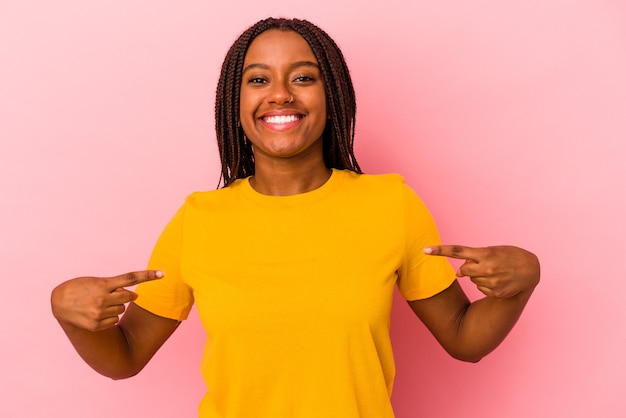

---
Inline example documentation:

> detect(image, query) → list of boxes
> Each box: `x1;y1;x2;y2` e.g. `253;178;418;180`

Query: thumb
112;288;139;301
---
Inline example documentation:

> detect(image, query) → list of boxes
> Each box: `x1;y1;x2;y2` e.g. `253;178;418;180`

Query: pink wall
2;1;625;417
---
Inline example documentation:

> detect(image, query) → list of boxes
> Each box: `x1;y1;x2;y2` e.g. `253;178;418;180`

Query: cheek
319;90;328;120
238;97;256;130
238;94;248;117
239;87;255;114
318;97;328;126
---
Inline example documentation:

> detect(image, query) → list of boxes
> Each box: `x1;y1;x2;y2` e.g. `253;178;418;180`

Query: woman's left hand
425;245;540;299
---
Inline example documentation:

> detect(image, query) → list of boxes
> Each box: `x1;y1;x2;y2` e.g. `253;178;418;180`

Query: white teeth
264;115;300;124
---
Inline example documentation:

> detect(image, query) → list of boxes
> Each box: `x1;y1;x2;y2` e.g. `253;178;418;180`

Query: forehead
243;29;318;66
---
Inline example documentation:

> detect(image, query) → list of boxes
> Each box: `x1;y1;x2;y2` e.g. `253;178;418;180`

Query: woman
51;17;540;417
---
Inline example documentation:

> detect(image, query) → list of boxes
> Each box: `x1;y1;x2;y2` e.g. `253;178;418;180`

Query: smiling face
239;29;327;166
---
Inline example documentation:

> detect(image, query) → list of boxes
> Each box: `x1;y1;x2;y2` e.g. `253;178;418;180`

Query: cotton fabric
135;169;455;417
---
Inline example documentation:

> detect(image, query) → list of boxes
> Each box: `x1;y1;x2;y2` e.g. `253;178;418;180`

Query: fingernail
155;270;164;278
423;247;433;254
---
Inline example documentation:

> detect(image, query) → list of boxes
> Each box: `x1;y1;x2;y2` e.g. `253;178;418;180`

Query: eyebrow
242;61;320;75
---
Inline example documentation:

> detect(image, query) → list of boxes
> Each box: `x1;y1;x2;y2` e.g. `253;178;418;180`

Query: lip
258;110;305;132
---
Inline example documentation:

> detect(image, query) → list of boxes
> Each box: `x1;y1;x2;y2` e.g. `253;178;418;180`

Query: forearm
51;272;178;379
418;244;540;362
57;319;140;379
451;288;535;362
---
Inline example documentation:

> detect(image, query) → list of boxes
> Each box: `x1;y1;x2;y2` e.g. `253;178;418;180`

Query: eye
247;77;267;84
293;75;315;83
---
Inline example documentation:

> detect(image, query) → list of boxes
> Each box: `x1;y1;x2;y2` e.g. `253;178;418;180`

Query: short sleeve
397;184;456;301
134;204;194;321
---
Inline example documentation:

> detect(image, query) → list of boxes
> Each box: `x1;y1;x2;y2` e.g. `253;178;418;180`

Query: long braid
215;18;362;187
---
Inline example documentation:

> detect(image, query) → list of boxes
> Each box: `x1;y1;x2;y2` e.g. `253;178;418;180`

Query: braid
215;18;362;187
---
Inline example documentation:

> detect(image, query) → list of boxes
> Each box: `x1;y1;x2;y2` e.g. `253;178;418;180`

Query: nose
268;80;294;105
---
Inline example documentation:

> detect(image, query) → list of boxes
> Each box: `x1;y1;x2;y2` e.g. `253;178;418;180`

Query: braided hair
215;17;362;187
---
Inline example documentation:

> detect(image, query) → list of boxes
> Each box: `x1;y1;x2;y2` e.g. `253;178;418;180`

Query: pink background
1;1;625;417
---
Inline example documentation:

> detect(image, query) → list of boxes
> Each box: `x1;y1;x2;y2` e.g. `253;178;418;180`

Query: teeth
264;115;300;124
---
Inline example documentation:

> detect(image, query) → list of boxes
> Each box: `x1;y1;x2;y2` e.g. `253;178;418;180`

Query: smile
262;114;303;124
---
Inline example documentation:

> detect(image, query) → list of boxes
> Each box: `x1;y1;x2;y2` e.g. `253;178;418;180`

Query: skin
411;245;539;362
239;29;331;196
51;271;179;379
50;29;540;380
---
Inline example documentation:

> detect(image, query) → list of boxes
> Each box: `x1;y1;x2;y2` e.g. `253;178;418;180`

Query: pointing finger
104;270;164;292
424;245;482;262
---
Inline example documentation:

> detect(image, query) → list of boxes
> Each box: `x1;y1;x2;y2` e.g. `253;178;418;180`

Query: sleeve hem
402;274;457;301
134;298;191;322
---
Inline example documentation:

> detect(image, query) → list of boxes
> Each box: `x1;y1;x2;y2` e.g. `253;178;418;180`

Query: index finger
104;270;164;292
423;245;482;262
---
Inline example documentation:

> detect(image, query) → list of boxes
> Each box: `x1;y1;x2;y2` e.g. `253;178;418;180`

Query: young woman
51;17;540;417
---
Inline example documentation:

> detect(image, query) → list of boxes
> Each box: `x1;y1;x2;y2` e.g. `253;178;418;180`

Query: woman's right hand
51;270;163;332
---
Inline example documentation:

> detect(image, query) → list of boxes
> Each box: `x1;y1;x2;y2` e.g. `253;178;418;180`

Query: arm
51;271;180;379
408;245;540;362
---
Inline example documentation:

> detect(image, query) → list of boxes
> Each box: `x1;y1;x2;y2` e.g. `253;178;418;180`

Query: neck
249;156;332;196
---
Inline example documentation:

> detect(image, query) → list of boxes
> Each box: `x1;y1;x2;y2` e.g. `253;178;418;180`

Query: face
239;29;327;164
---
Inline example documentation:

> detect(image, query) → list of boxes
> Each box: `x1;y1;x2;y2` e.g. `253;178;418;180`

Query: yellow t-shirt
136;169;455;418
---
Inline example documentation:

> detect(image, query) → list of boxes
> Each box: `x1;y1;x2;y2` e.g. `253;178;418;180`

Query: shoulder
339;169;404;186
180;179;247;211
338;169;414;197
